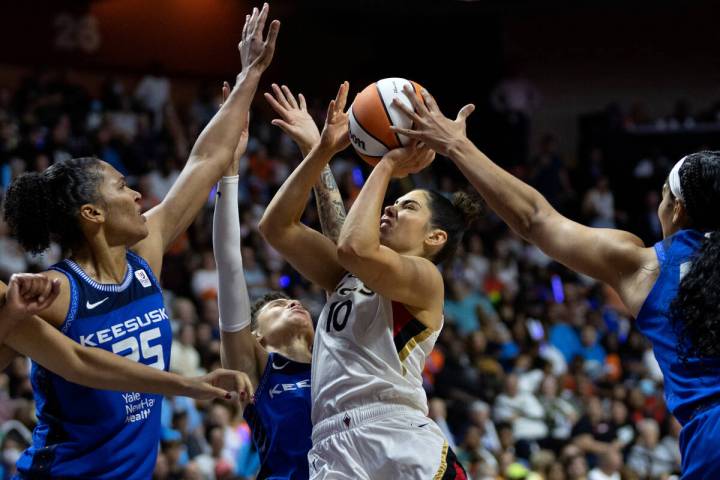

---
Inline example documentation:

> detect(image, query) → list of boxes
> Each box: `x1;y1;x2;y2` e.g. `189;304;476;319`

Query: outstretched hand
390;85;474;157
380;141;436;179
239;3;280;75
2;274;61;324
265;84;320;155
221;81;250;176
192;369;255;408
319;81;351;154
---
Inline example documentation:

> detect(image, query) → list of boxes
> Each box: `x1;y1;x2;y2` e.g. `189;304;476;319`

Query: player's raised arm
391;86;654;315
265;84;347;243
134;4;280;275
258;82;350;291
212;83;268;388
0;279;251;403
335;144;446;329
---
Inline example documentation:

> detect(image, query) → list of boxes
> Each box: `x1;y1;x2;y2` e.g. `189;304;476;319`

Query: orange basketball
348;77;425;165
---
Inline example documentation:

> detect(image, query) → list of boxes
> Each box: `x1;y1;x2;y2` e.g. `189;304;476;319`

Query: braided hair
669;151;720;360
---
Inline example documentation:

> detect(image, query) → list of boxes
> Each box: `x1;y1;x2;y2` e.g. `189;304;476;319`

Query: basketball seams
374;82;404;148
350;109;391;151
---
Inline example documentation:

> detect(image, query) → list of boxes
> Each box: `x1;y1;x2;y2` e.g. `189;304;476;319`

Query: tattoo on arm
313;165;346;244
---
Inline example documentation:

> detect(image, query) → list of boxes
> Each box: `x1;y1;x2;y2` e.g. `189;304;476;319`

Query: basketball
348;77;425;165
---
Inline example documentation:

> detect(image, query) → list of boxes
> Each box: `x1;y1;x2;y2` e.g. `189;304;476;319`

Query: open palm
319;81;351;154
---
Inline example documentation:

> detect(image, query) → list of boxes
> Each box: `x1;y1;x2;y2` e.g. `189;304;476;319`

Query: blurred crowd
0;68;703;480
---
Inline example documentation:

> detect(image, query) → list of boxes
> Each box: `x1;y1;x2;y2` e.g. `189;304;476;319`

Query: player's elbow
336;239;376;267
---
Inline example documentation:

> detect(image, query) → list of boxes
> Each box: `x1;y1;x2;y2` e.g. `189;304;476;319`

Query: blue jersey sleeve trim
49;265;79;334
126;250;161;289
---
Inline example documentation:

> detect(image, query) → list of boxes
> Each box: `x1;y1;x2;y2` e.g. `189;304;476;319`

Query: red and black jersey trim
392;302;433;363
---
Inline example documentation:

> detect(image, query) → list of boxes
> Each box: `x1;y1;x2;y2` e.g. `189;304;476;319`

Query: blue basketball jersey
243;352;312;480
636;229;720;425
16;251;172;479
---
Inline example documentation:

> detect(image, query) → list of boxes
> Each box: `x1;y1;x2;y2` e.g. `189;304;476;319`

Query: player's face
379;190;434;257
95;162;149;245
257;298;314;346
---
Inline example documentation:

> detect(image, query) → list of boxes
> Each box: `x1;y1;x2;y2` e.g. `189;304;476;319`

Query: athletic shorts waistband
312;403;422;444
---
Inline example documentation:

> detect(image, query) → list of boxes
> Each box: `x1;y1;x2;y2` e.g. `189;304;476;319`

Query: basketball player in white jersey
259;82;475;478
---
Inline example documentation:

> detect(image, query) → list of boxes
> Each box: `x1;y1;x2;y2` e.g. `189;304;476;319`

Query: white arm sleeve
213;176;251;332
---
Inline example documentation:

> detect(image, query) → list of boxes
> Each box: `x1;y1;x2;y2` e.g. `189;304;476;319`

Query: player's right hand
380;141;436;179
191;369;255;408
1;274;61;325
238;3;280;75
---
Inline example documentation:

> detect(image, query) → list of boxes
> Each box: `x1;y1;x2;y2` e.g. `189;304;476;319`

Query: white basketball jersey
311;272;441;424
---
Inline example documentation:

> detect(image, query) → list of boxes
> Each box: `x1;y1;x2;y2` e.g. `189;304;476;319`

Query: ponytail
3;157;103;253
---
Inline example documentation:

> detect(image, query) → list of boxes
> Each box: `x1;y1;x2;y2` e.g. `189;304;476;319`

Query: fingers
262;19;280;59
271;84;291;110
255;3;269;38
390;98;422;124
402;85;429;116
420;88;441;114
389;126;422;139
281;85;299;109
235;372;254;404
5;276;19;303
222;81;231;104
264;91;288;117
44;279;61;308
456;103;475;123
241;14;250;43
325;99;336;124
270;118;292;135
298;93;307;111
37;277;53;304
335;81;349;113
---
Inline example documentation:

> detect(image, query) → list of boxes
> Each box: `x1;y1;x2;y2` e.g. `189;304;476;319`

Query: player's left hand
390;85;474;158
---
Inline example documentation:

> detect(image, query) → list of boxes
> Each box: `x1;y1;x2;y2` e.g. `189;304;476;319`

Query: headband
668;156;687;201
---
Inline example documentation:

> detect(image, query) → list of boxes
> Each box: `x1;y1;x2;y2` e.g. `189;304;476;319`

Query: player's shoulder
36;269;72;328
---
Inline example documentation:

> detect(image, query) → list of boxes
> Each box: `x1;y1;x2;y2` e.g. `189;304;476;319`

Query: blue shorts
680;404;720;479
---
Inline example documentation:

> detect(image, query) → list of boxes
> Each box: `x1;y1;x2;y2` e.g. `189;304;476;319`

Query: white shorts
308;403;467;479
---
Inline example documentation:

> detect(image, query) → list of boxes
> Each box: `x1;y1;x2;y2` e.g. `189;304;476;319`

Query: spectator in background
582;176;615;228
134;62;171;131
588;448;622;480
191;250;219;300
490;63;540;166
571;397;617;463
530;134;573;209
494;374;548;446
444;278;495;335
579;325;607;380
170;325;204;378
627;418;678;479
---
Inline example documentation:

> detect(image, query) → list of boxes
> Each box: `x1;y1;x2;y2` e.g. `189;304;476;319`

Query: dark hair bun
3;172;53;253
452;191;484;226
3;157;103;254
